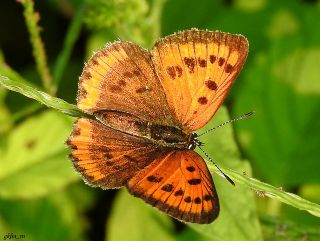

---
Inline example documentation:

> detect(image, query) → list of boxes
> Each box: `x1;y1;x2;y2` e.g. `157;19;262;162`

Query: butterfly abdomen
94;110;190;148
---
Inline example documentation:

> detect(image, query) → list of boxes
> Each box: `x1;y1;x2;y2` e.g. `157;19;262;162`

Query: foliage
0;0;319;241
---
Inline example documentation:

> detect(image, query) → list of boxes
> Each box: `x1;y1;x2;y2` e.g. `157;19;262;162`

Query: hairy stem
19;0;54;94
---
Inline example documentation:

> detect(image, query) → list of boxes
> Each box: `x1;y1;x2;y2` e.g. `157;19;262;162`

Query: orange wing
66;118;167;189
152;29;248;131
78;41;179;127
127;150;219;224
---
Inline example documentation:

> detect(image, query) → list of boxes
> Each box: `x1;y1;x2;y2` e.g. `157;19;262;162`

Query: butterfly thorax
149;124;192;149
95;110;192;149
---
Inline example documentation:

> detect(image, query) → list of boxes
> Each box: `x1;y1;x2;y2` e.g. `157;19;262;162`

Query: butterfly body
94;109;191;149
67;29;248;224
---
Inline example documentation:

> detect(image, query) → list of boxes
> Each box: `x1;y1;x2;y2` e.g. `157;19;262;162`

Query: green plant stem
148;0;166;44
0;75;84;117
19;0;54;94
207;162;320;218
53;5;86;88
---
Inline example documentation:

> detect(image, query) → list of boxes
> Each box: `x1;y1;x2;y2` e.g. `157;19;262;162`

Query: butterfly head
188;133;204;150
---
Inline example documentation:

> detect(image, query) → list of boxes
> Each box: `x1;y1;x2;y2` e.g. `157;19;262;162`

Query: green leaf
189;107;263;241
0;184;93;241
107;189;176;241
260;214;320;241
0;88;12;135
0;198;71;241
299;184;320;203
0;110;79;199
233;40;320;187
178;228;213;241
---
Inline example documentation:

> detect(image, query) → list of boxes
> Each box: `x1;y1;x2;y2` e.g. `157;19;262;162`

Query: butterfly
66;29;248;224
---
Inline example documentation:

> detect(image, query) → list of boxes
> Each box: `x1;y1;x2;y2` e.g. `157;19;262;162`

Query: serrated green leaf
0;110;79;199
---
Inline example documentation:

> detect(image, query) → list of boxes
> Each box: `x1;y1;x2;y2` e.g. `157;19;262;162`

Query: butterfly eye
187;141;197;150
187;133;202;150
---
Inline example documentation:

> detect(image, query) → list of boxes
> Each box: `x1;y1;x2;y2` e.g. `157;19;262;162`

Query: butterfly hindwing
152;29;248;131
127;149;219;224
78;41;178;126
66;118;165;189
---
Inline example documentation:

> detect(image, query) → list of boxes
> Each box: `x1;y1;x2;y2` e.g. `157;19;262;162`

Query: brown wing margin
66;118;166;189
127;149;219;224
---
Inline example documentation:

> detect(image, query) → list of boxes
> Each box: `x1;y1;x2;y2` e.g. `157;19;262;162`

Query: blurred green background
0;0;320;241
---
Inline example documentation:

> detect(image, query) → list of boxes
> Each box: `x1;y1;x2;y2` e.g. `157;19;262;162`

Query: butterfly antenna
198;111;255;137
197;145;235;186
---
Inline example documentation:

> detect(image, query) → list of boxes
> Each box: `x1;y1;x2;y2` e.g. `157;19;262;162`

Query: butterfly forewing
78;41;179;127
152;29;248;131
127;150;219;224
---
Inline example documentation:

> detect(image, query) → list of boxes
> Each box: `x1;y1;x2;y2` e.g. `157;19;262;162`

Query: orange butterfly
67;29;248;224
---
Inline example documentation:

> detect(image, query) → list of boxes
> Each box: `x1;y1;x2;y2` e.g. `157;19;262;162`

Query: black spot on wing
188;179;201;185
184;57;195;73
225;63;234;73
194;197;202;204
204;194;212;201
174;189;184;196
161;184;174;192
147;175;163;183
198;97;208;105
218;57;225;66
210;55;216;64
205;79;217;90
186;166;195;172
